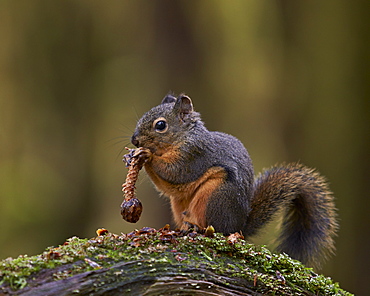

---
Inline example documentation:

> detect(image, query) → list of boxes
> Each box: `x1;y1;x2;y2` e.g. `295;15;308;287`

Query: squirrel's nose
131;132;140;147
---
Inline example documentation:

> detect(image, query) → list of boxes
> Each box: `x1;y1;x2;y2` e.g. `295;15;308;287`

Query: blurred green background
0;1;368;294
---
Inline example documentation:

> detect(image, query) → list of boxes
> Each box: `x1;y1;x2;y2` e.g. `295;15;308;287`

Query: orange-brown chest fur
144;146;226;229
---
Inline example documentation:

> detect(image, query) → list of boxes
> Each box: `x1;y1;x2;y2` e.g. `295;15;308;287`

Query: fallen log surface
0;226;352;296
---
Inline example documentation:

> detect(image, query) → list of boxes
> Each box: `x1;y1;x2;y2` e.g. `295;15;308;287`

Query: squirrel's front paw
123;147;152;167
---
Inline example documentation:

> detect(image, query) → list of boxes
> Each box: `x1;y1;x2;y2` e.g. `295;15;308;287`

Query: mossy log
0;226;352;296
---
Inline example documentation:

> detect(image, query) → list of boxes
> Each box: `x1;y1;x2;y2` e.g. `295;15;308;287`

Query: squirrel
130;93;338;268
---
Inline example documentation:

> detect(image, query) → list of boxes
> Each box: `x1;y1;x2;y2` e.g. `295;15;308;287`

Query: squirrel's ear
173;94;193;118
161;94;177;105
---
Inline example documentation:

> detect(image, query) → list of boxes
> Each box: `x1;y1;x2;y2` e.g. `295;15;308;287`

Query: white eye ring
153;117;168;133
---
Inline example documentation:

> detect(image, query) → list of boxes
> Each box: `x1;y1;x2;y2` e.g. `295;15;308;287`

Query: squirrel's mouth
131;132;172;157
130;135;156;155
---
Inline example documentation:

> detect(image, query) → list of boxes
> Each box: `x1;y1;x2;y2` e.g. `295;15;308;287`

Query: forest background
0;1;368;295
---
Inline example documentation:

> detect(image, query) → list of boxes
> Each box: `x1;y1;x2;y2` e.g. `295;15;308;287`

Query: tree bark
14;260;262;296
0;227;352;296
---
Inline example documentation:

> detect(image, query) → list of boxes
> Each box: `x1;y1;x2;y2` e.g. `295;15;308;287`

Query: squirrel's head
131;94;202;156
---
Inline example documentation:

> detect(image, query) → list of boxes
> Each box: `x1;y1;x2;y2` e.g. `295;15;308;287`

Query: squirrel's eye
155;121;166;130
153;118;168;133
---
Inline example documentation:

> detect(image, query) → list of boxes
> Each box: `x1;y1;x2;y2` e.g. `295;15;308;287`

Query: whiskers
106;124;134;161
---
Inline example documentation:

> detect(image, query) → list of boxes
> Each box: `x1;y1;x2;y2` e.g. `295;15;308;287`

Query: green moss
0;227;353;295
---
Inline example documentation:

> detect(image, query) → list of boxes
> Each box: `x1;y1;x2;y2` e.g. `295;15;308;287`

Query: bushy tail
245;163;338;268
